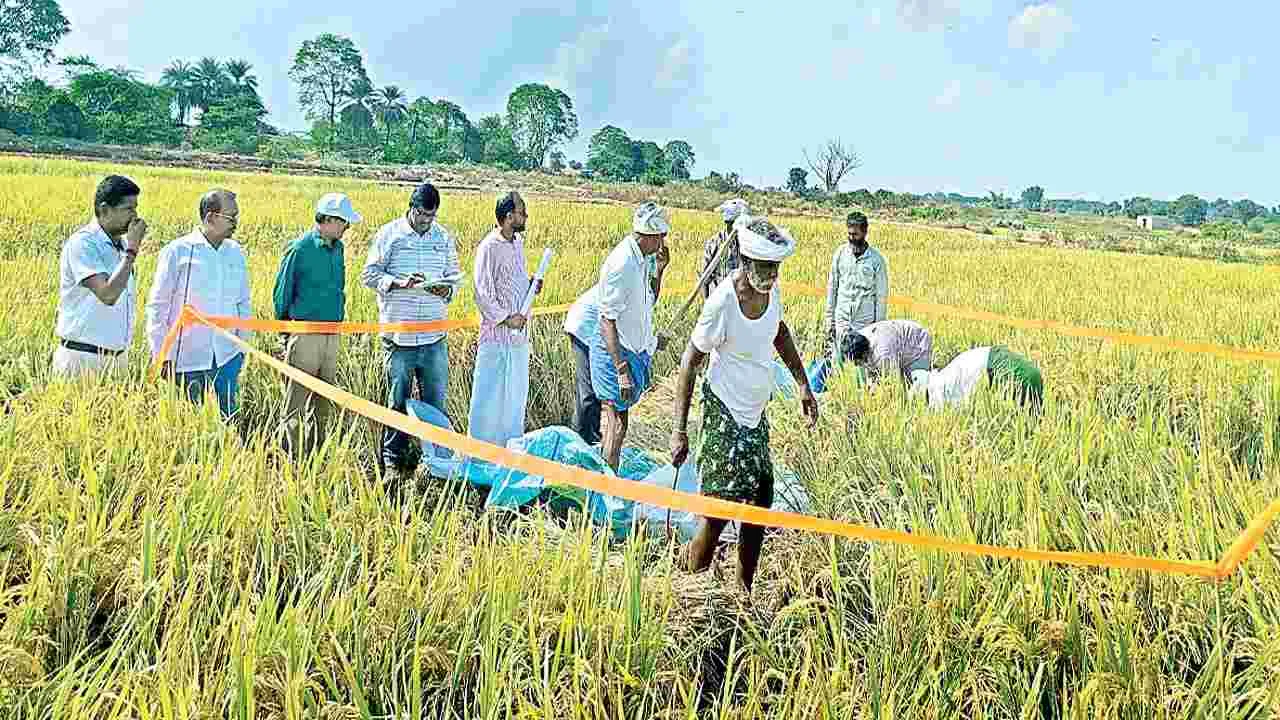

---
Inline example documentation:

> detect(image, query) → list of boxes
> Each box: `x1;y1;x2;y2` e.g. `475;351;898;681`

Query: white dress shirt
597;234;657;356
55;221;137;351
145;230;252;373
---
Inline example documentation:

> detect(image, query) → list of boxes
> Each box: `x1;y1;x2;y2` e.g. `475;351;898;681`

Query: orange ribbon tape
169;304;1277;581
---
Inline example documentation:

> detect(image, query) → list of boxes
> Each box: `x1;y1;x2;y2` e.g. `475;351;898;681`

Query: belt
59;338;125;357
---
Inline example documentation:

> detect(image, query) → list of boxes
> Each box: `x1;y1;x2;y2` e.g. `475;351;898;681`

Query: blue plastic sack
406;399;465;480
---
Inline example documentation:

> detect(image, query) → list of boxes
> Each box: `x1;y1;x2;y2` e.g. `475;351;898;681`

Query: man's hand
617;363;634;404
125;218;147;252
656;333;670;352
532;279;543;295
395;273;425;290
503;313;527;330
801;388;819;428
655;242;671;275
426;284;451;299
670;429;690;467
160;360;174;379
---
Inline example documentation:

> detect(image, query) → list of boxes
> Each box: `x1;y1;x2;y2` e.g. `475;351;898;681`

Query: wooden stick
662;229;736;337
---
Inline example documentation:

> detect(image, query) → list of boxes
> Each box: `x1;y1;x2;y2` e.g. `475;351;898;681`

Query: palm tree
160;60;195;125
191;57;227;113
374;85;407;154
225;59;258;94
338;78;376;148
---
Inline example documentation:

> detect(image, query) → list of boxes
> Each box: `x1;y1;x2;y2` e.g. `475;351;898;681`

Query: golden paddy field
1;156;1280;718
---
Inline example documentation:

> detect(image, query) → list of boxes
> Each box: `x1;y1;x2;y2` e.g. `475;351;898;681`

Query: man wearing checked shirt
361;183;462;485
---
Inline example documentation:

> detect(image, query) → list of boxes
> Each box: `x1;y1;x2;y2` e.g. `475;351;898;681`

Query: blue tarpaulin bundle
407;400;810;543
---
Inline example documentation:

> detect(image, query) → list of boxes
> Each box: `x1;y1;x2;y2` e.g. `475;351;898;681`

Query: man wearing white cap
271;192;361;453
146;188;251;419
592;200;671;471
671;214;818;592
700;198;748;298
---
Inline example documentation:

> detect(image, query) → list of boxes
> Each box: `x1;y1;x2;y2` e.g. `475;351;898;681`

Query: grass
2;156;1280;718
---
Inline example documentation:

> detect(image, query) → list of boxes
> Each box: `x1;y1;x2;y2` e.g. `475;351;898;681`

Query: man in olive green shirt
272;193;361;453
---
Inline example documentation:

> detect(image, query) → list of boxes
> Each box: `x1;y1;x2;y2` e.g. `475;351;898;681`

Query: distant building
1138;215;1172;231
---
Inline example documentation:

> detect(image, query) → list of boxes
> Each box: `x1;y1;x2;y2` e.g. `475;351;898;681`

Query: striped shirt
700;228;741;297
360;217;461;346
859;319;932;384
473;227;531;346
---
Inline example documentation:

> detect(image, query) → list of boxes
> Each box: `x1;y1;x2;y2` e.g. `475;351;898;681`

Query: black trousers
569;334;602;445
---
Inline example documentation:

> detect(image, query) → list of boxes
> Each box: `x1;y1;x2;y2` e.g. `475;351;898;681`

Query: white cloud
546;22;612;95
897;0;992;32
1008;4;1074;60
654;39;693;91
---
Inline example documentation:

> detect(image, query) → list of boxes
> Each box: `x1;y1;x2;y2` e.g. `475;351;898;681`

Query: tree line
1;0;1275;225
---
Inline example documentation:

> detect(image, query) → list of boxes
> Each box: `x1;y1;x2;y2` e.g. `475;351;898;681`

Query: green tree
0;0;70;66
1123;197;1154;218
663;140;695;180
632;140;665;177
506;83;577;170
190;57;229;114
373;85;407;157
586;125;638;180
786;167;809;196
64;60;180;145
160;60;196;124
477;114;520;169
1172;194;1208;226
224;59;258;94
1021;185;1044;210
290;34;371;147
1232;199;1266;225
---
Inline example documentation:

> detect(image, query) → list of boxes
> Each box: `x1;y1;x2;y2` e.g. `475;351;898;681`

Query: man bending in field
841;318;933;386
671;214;819;592
909;345;1044;413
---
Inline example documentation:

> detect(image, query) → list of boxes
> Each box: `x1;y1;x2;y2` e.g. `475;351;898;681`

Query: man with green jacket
272;193;361;453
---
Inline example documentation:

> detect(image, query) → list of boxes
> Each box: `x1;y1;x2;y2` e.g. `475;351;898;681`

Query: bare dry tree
803;139;862;193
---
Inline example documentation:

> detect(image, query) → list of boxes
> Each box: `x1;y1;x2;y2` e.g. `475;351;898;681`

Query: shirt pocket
852;259;879;292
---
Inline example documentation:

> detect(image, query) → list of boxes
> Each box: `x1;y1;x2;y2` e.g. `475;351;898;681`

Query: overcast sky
48;0;1277;204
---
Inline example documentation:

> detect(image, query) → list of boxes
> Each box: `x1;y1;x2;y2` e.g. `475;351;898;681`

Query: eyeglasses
408;207;437;221
212;212;239;224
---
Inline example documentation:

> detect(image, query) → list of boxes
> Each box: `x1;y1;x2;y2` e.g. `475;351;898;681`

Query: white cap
315;192;362;224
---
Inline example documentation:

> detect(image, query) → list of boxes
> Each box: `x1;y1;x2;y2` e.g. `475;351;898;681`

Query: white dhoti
467;342;531;452
51;346;129;379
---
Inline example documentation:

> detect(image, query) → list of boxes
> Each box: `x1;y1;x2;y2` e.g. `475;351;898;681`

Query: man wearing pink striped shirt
468;192;543;456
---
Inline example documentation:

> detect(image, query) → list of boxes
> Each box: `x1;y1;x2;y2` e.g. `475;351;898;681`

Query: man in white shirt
591;201;671;472
145;189;252;419
671;214;818;592
53;175;148;378
563;253;659;445
824;211;888;362
909;345;1044;413
360;183;462;483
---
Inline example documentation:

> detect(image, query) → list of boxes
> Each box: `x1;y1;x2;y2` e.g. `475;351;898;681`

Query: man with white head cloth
700;197;749;298
671;214;819;592
592;201;672;471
